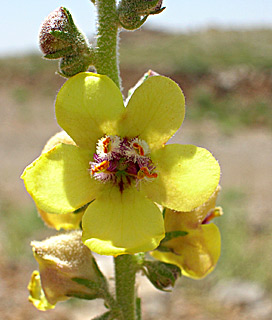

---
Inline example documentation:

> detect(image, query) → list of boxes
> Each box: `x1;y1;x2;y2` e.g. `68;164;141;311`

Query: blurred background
0;0;271;319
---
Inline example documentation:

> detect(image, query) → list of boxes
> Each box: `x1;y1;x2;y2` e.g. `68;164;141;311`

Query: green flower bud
143;260;181;291
30;231;102;307
118;0;165;30
39;7;93;77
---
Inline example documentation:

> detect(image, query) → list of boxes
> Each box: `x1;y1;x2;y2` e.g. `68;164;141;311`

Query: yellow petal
141;144;220;212
21;143;99;213
164;186;222;229
28;271;55;311
119;76;185;150
42;131;76;153
151;223;221;279
37;207;85;230
82;186;165;255
56;72;125;149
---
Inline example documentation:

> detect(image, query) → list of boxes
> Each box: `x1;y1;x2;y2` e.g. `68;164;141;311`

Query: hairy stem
95;0;121;88
114;255;137;320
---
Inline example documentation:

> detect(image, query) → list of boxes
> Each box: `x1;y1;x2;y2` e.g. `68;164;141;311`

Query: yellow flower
29;231;101;309
151;186;223;279
22;72;220;256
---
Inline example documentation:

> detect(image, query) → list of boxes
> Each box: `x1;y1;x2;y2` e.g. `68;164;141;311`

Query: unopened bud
30;231;102;307
143;260;181;291
118;0;165;30
40;7;71;56
150;0;164;13
39;7;93;77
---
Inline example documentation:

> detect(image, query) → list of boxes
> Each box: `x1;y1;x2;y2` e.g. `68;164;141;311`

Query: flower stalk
114;255;138;320
95;0;120;88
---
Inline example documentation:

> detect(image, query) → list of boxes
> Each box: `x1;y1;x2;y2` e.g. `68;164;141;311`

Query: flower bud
40;7;75;57
118;0;165;30
39;7;93;77
143;260;181;291
151;0;163;12
30;231;102;307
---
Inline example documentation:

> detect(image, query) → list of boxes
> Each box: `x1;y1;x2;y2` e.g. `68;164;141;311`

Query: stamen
137;167;158;179
133;143;145;156
202;207;223;224
91;160;109;175
103;137;111;153
90;135;157;186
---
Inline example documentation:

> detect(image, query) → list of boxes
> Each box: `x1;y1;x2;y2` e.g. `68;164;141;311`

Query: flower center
90;135;157;191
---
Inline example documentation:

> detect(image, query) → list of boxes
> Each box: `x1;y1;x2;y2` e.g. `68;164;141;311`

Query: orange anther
137;167;157;179
133;143;145;156
102;137;111;153
91;160;109;175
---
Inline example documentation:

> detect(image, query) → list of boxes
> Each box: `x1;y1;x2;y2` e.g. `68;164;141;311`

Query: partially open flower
152;186;223;279
30;231;101;307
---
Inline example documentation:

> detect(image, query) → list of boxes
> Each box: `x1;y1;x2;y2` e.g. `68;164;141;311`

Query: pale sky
1;0;271;56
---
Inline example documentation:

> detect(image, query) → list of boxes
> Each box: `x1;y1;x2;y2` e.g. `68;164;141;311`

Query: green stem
114;255;137;320
95;0;121;88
